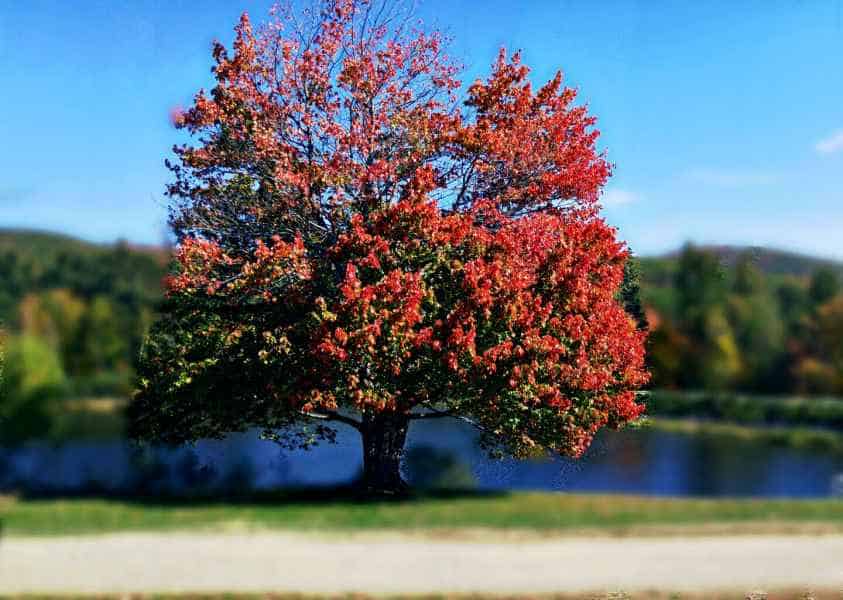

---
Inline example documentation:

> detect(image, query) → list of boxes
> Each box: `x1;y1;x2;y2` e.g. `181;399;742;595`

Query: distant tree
808;267;840;307
0;335;66;442
620;257;648;331
795;296;843;394
72;296;128;375
732;251;765;296
130;0;649;493
726;293;784;391
689;307;741;390
647;315;688;388
817;297;843;384
18;289;86;371
775;278;810;332
670;246;739;389
674;244;727;320
0;325;5;396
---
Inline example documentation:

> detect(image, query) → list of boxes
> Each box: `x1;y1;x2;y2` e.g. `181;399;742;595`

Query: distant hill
0;228;168;321
669;245;843;277
639;244;843;289
0;228;168;261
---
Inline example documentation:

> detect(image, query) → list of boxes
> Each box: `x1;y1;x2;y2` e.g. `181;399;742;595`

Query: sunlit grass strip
2;492;842;537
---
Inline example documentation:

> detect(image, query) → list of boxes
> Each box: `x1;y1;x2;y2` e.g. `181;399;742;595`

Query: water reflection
1;419;842;497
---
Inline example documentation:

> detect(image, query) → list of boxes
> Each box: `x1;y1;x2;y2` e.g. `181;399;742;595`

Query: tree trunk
360;412;410;495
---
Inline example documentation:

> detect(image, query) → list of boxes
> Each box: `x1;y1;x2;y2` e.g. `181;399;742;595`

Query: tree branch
408;410;453;420
301;410;362;430
410;403;491;435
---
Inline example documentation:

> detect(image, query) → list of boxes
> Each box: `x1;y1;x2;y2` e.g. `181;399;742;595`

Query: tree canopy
129;0;648;491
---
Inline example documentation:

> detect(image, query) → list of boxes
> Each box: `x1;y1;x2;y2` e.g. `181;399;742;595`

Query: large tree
130;0;648;493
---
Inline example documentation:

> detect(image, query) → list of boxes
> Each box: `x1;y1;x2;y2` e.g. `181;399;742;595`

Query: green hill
639;244;843;289
0;228;168;322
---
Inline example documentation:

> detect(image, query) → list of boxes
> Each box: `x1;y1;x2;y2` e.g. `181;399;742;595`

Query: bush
404;444;477;491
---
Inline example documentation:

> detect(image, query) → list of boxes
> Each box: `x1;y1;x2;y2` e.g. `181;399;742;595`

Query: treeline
0;230;166;440
2;230;843;442
647;390;843;430
642;244;843;395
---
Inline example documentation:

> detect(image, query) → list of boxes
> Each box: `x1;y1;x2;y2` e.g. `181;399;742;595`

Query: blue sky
2;1;842;258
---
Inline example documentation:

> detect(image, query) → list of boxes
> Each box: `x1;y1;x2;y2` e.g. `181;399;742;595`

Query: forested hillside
0;230;167;439
641;244;843;395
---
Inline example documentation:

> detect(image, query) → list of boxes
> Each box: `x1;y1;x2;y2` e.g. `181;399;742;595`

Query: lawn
2;491;843;537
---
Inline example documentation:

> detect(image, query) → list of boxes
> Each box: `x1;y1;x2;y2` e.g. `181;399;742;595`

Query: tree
814;296;843;390
620;257;648;331
808;267;840;307
18;289;86;371
71;296;128;376
674;244;726;320
130;0;648;493
0;334;66;442
669;245;739;389
732;251;764;296
794;296;843;394
726;292;784;391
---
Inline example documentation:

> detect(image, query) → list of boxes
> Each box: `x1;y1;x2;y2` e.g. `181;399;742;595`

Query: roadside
1;531;841;595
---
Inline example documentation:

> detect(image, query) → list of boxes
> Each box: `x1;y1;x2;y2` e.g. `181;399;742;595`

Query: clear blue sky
2;1;842;258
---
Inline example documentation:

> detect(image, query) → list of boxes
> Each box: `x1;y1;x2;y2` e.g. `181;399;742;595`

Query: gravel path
2;531;842;594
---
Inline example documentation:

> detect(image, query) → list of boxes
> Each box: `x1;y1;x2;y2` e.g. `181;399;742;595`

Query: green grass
2;491;843;537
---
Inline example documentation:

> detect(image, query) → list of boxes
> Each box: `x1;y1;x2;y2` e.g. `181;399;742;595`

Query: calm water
2;420;842;497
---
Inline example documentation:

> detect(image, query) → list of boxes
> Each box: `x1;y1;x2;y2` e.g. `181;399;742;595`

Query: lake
2;419;842;497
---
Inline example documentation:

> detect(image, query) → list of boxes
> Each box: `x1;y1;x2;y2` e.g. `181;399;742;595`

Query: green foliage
0;230;166;407
643;244;843;395
619;257;648;330
646;390;843;430
775;277;810;335
726;292;784;390
0;230;164;319
0;334;67;442
809;266;840;306
674;243;728;317
732;251;765;296
661;245;739;390
793;296;843;394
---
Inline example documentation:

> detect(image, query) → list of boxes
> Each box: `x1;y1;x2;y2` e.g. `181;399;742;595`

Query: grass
2;490;843;537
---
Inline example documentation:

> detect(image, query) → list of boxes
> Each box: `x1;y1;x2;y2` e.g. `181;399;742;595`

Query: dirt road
2;531;841;594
